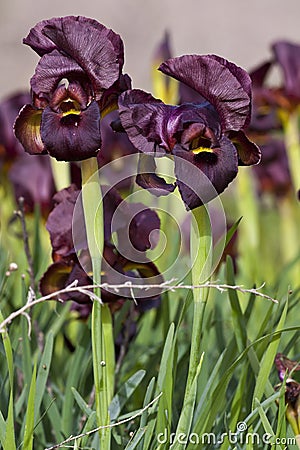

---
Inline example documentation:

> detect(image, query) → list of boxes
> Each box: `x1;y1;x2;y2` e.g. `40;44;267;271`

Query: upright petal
42;16;124;98
119;89;171;153
159;55;252;131
272;41;300;99
31;50;87;97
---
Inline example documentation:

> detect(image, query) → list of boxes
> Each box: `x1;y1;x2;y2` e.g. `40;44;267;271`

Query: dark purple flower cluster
5;16;265;312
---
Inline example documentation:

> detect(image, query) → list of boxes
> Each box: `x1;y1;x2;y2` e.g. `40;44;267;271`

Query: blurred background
1;0;300;98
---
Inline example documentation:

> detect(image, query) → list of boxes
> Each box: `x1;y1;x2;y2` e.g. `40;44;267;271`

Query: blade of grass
0;409;5;448
109;370;146;421
155;323;175;441
4;394;16;450
62;345;86;436
72;387;94;418
171;354;204;450
34;331;54;423
42;392;64;443
22;363;37;450
125;428;146;450
252;299;288;407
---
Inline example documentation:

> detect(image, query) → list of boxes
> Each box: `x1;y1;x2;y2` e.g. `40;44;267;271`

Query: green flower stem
186;205;212;392
172;206;212;445
280;109;300;195
81;158;114;448
236;167;260;283
50;159;71;191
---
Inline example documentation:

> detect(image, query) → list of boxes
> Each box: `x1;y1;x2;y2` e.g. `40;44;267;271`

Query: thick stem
186;205;212;392
81;158;114;449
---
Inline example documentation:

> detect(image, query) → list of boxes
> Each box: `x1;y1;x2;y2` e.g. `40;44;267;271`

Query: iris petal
14;105;46;155
40;100;101;161
43;16;123;98
172;136;238;209
136;153;176;196
119;89;172;153
31;50;87;98
159;55;252;131
228;130;261;165
272;41;300;98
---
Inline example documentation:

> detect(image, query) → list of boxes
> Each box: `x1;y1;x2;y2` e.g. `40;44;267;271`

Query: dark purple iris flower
249;40;300;117
0;92;31;164
14;16;131;161
274;353;300;434
40;185;163;310
118;55;260;209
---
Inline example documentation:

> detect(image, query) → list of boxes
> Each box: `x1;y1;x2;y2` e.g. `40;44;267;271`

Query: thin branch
44;392;162;450
0;279;277;334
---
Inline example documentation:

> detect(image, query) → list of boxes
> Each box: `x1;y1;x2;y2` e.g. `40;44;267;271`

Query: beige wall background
1;0;300;98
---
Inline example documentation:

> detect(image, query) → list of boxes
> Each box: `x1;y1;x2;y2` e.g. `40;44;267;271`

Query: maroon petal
159;55;252;131
0;91;31;160
250;61;273;88
46;185;83;258
102;185;161;253
272;41;300;98
172;136;238;209
42;16;124;99
228;130;261;165
40;101;101;161
23;17;62;56
136;153;175;196
31;50;87;98
39;261;73;298
8;153;55;214
14;105;46;155
119;89;170;153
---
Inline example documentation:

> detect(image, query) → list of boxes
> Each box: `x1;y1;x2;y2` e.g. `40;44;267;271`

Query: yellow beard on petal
192;146;214;154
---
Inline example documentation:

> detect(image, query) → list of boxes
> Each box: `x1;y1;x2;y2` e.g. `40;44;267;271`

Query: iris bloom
14;16;131;161
0;92;31;164
249;40;300;116
275;353;300;436
118;54;260;209
40;185;163;309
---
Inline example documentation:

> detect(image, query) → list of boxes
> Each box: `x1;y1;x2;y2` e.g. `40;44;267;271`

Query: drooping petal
119;89;172;153
172;136;238;209
39;261;73;298
272;41;300;98
136;153;176;196
14;105;46;155
42;16;124;98
40;100;101;161
227;130;261;165
159;54;252;131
